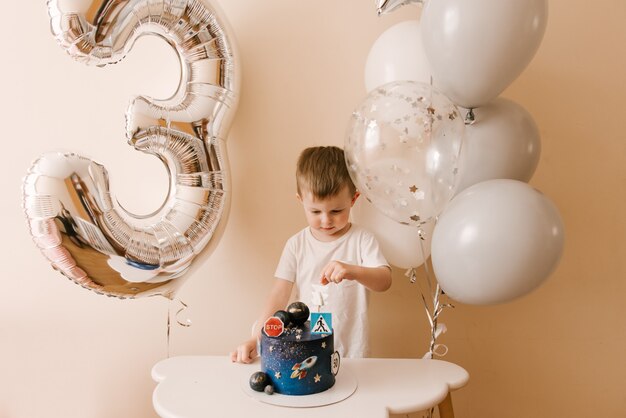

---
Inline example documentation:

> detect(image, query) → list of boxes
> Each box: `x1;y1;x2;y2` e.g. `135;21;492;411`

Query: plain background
2;1;625;417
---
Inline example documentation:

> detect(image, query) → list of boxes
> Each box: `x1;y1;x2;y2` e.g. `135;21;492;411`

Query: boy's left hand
320;260;352;285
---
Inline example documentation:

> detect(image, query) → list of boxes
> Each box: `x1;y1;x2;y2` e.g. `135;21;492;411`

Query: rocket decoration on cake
290;356;318;380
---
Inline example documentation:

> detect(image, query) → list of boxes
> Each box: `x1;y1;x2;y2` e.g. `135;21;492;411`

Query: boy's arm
230;278;293;363
320;262;392;292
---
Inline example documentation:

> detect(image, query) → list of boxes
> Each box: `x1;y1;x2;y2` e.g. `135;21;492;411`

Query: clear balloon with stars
345;80;465;227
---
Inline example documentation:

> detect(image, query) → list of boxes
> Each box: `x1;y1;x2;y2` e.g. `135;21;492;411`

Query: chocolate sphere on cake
249;371;269;392
273;310;292;327
286;302;310;326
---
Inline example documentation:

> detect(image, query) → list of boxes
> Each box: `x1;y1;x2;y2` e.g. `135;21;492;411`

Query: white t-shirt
274;224;389;358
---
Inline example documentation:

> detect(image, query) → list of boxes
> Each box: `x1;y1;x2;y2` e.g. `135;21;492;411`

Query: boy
231;146;391;362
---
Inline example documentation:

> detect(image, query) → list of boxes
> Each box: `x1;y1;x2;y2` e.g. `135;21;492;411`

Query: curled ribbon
407;263;454;359
422;323;449;359
166;299;192;357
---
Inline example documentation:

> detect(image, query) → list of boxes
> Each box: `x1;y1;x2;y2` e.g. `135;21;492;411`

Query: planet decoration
273;310;293;327
249;371;271;392
271;302;311;329
286;302;310;326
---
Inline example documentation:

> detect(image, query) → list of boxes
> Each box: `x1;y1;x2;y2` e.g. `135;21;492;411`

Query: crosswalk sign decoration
310;312;332;335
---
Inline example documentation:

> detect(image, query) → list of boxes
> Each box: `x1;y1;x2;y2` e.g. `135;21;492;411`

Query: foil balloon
22;0;240;299
345;80;464;227
375;0;423;16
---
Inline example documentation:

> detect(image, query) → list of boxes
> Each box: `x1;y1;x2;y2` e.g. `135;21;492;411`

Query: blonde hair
296;146;357;199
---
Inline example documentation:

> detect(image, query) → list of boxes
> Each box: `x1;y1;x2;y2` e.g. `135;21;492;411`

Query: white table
152;356;469;418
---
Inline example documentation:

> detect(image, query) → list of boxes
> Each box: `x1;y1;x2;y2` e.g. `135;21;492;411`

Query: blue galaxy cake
249;302;340;396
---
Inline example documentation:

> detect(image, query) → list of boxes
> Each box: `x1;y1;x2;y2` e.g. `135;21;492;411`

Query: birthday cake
249;302;340;396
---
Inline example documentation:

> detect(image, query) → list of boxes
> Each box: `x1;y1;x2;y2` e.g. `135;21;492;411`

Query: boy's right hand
230;338;258;363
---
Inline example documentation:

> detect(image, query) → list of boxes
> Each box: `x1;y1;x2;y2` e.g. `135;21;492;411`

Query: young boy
231;146;392;362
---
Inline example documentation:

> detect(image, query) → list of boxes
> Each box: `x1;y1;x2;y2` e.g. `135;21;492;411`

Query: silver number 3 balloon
22;0;240;299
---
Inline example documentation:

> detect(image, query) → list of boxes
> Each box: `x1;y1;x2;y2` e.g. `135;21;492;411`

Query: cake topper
263;316;284;338
311;284;329;312
286;302;310;326
310;312;332;335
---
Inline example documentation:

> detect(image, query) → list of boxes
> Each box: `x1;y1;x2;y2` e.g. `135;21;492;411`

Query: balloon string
410;227;454;359
166;299;192;358
418;228;434;294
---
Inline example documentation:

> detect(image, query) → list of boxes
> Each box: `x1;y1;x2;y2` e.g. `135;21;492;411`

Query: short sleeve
274;237;297;282
359;229;390;269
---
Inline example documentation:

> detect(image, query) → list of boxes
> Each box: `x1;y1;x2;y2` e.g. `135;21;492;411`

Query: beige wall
3;1;624;417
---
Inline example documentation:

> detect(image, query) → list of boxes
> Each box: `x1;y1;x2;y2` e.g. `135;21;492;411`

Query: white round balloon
421;0;548;108
431;179;564;305
364;20;432;92
352;198;434;269
455;98;541;194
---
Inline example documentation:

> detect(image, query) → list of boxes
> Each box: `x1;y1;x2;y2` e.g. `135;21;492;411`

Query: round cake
250;301;340;396
260;320;339;395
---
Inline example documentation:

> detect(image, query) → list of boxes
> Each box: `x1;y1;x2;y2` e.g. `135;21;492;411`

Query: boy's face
297;186;359;242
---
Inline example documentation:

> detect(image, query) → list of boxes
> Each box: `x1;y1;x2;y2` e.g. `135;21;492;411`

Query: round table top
152;355;469;418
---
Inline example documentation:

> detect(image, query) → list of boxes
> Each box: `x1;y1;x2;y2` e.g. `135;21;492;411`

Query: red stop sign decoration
263;316;284;337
